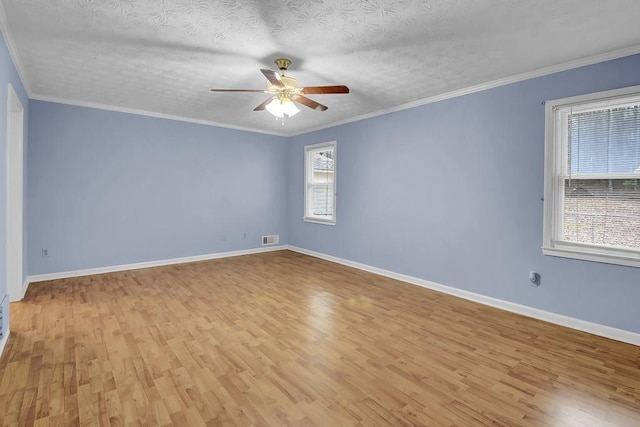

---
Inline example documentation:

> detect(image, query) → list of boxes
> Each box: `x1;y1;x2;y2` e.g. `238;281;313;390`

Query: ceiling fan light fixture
266;96;299;118
281;97;300;117
265;97;284;118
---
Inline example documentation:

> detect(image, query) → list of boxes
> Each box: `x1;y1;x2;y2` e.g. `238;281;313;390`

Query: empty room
1;0;640;425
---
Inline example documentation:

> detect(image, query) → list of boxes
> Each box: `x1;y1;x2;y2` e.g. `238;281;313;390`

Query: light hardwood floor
1;250;639;426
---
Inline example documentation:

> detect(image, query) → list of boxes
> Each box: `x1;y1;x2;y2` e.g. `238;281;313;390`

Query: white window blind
543;86;640;267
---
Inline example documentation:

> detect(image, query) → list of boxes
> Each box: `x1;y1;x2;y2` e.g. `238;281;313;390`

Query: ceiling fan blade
253;97;273;111
210;89;266;93
261;69;284;88
293;95;328;111
300;85;350;94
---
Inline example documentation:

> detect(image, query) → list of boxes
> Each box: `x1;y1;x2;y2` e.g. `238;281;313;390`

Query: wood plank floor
1;250;639;426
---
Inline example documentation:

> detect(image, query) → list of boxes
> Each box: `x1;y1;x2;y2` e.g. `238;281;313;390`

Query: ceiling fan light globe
281;98;300;117
265;98;284;118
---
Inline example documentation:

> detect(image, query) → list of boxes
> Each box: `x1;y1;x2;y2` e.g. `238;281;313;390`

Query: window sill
303;217;336;226
542;244;640;268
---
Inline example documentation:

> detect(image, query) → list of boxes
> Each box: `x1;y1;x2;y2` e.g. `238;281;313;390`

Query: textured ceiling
2;0;640;136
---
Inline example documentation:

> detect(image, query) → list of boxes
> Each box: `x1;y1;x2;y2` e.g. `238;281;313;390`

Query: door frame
6;83;24;301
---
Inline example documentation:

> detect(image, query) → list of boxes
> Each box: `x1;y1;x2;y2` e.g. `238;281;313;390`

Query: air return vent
262;235;279;245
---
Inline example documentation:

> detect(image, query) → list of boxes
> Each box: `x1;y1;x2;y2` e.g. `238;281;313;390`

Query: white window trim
304;141;337;225
542;84;640;268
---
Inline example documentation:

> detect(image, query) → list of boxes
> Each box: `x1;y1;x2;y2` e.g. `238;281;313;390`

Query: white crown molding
3;0;640;140
286;245;640;346
0;1;33;97
27;245;287;284
29;95;288;137
292;45;640;137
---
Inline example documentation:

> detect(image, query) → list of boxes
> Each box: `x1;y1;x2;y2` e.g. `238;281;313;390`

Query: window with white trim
304;142;336;225
543;85;640;267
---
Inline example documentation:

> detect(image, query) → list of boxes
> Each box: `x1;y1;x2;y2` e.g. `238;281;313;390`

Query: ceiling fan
210;58;349;118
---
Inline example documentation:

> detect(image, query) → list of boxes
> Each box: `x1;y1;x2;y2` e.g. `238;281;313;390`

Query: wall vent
262;235;279;245
0;294;9;339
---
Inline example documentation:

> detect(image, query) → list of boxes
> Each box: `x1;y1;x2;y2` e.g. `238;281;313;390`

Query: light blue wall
0;31;29;299
28;101;287;274
287;54;640;334
21;49;640;334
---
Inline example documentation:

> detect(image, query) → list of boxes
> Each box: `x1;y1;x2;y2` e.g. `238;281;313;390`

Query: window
304;142;336;225
543;85;640;267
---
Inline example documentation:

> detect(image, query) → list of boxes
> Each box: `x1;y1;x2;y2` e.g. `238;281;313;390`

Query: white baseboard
286;245;640;347
8;277;30;302
22;244;640;346
0;331;8;359
28;245;287;284
20;277;29;300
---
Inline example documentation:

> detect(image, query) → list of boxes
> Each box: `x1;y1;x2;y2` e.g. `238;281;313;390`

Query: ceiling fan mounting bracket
275;58;292;73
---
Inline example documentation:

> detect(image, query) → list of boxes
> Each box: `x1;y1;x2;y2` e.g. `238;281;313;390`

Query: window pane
312;184;333;217
568;104;640;174
563;178;640;248
310;148;334;217
305;142;336;223
312;149;334;183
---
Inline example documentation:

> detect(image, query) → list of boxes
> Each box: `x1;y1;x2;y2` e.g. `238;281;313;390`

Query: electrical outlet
41;248;49;257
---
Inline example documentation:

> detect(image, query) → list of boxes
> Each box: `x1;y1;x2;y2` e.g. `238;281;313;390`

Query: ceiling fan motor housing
210;56;348;115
